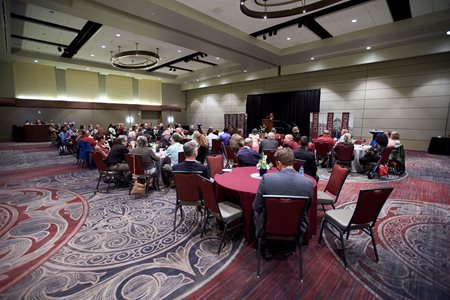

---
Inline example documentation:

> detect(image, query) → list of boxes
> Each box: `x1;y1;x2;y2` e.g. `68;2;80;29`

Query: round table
351;145;371;173
214;166;317;243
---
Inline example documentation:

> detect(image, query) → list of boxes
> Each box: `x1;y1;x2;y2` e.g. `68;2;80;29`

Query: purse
377;165;388;177
131;182;146;195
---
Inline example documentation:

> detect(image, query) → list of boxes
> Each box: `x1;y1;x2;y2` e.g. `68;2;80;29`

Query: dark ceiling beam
11;34;68;48
250;0;372;38
147;51;208;72
386;0;412;22
191;58;217;66
303;19;332;39
10;13;80;33
61;21;102;58
169;65;193;72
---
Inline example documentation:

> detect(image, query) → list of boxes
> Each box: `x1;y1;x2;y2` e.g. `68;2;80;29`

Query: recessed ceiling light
101;45;106;48
352;19;357;23
86;67;90;70
116;33;121;37
177;50;182;53
366;46;371;50
216;57;220;60
90;54;95;57
184;81;187;84
310;57;315;60
217;75;221;77
243;70;247;72
303;10;306;13
196;79;200;82
287;37;291;41
34;59;39;63
447;30;450;35
263;15;267;19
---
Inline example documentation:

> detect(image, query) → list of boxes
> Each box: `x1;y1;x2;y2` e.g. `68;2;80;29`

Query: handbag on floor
131;182;146;195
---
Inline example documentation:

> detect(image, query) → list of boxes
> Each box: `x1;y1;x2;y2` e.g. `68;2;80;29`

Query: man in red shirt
315;130;335;145
282;134;299;150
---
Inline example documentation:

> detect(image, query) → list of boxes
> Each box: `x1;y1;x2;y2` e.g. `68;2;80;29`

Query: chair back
315;141;332;158
173;171;202;202
198;175;221;219
293;159;305;172
349;187;394;226
211;139;222;155
206;155;224;178
125;154;145;176
354;138;365;145
178;151;187;164
92;152;107;171
378;147;393;165
335;144;354;162
324;164;350;197
263;149;277;166
263;195;309;236
224;146;238;165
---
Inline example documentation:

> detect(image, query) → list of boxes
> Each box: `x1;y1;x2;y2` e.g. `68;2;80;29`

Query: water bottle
299;165;304;176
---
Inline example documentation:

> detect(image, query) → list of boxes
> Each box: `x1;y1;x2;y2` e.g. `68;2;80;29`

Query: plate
250;173;262;179
222;169;232;173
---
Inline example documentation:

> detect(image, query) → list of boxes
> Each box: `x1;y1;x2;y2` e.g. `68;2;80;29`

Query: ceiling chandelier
240;0;343;19
110;43;160;70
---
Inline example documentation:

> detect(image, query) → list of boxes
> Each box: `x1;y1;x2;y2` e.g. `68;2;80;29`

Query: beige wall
185;53;450;151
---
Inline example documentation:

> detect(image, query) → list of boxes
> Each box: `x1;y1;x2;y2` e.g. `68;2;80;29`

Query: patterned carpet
0;144;243;299
0;143;449;299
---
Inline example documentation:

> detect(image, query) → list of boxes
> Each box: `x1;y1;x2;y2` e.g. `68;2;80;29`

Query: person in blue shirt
219;128;231;147
161;133;184;186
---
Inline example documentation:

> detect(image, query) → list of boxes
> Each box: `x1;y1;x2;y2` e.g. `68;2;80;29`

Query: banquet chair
365;147;393;178
315;141;333;167
263;149;277;166
224;146;239;168
172;171;204;231
211;139;222;155
318;187;394;268
198;176;243;255
293;159;305;172
206;155;224;178
334;144;354;168
125;154;159;195
178;151;187;164
78;141;93;168
317;164;350;211
92;152;121;193
257;195;310;281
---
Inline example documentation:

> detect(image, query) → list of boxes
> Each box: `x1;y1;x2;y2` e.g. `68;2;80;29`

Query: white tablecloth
351;145;371;173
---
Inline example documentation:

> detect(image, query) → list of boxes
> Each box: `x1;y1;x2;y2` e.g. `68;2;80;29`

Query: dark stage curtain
246;89;320;137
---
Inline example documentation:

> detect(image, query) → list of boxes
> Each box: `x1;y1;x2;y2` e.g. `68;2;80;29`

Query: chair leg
256;237;262;278
368;227;379;262
298;242;303;282
96;174;102;190
201;211;210;238
321;204;326;211
106;176;111;193
217;222;228;255
331;203;336;209
173;205;179;231
318;219;326;244
338;230;348;269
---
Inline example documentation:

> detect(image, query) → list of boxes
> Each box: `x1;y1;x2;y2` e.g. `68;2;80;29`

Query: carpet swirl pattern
321;199;450;300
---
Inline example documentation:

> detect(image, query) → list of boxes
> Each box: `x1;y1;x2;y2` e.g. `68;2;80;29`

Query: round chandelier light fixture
110;43;160;70
240;0;343;19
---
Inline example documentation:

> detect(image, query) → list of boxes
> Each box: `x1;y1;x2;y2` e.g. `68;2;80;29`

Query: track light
274;30;277;35
263;35;266;40
269;31;272;37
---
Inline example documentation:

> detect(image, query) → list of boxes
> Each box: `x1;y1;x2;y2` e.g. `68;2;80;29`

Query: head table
214;166;317;244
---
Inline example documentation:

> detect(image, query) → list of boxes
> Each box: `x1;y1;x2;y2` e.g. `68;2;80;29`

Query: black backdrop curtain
246;89;321;137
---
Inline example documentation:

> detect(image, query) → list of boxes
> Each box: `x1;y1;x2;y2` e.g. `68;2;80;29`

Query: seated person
293;136;319;182
292;127;301;142
271;128;281;140
388;131;401;148
219;128;231;147
248;128;261;152
129;136;158;175
193;131;208;164
230;128;245;148
94;134;110;159
282;134;299;150
104;136;131;183
161;133;184;186
81;130;96;147
315;130;335;146
337;128;349;143
206;127;218;150
259;132;279;153
159;131;172;149
359;133;388;169
173;141;209;178
237;138;260;167
253;148;313;248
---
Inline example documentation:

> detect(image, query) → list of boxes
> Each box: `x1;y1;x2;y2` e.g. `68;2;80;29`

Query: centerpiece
256;154;273;177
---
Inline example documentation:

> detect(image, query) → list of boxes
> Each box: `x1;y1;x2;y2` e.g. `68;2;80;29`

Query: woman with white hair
129;135;158;175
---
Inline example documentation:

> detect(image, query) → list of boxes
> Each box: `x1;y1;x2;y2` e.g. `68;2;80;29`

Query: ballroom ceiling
4;0;450;85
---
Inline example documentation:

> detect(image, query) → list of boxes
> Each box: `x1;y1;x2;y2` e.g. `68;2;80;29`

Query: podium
262;119;273;133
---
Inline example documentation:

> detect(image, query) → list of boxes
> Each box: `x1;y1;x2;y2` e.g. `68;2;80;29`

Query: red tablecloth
214;166;317;244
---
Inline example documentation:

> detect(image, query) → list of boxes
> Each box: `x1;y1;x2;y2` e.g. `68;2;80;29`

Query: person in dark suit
293;136;319;182
172;141;209;179
237;138;260;167
253;148;313;241
259;132;279;153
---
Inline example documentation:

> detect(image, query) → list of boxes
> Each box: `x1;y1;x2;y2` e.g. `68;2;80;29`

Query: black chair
318;187;394;268
92;152;121;193
257;195;310;281
198;176;243;255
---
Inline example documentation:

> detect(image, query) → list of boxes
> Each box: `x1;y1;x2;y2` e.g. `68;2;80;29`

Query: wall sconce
167;116;174;123
126;115;134;125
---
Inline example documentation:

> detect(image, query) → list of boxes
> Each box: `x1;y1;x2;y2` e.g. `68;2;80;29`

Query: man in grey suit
259;132;279;153
253;148;313;242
